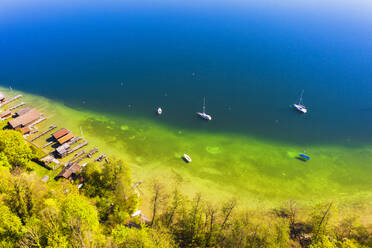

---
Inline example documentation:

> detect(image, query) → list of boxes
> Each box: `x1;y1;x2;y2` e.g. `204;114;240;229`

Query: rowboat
299;154;310;161
183;154;192;163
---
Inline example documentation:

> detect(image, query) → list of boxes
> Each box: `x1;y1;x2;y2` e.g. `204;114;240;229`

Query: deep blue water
1;0;372;145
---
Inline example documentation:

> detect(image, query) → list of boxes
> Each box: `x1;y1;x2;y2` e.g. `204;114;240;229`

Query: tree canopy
0;130;33;169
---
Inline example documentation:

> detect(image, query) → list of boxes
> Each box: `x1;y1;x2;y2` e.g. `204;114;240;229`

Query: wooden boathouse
15;107;31;117
52;128;75;145
9;109;41;129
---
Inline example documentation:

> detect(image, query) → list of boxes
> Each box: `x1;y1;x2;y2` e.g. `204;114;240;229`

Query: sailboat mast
203;97;206;113
299;90;304;105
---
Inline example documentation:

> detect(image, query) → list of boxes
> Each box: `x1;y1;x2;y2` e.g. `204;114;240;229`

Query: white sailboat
293;90;307;114
196;97;212;120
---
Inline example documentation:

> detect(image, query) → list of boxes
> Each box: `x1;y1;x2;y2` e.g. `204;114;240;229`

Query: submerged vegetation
0;129;371;247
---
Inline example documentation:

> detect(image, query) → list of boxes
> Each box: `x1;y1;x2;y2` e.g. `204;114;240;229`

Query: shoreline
1;86;372;214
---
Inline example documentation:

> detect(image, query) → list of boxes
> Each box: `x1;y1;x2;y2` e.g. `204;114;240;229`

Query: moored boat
183;154;192;163
196;112;212;120
196;97;212;120
293;90;307;113
293;104;307;114
157;107;162;115
299;153;310;161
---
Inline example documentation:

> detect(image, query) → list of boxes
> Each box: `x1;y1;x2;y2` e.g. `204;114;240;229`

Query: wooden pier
73;148;98;165
57;139;88;158
94;154;107;162
30;125;57;142
0;95;22;107
41;141;53;148
29;116;47;128
66;150;86;166
67;141;88;156
7;102;25;111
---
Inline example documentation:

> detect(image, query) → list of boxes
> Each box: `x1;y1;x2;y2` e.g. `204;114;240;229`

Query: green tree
0;203;23;246
112;224;174;248
0;130;33;169
82;159;139;226
61;193;101;247
0;152;10;168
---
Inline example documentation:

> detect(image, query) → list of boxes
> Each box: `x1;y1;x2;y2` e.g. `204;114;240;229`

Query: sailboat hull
196;112;212;120
293;104;307;114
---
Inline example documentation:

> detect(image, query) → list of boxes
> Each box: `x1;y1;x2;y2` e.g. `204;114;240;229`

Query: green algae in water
206;146;222;155
2;86;372;209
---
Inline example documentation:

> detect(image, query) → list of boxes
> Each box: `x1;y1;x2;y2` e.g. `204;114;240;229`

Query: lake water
1;0;372;205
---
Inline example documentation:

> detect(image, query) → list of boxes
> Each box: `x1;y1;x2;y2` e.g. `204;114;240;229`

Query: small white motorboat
293;90;307;114
157;107;162;115
183;154;192;163
196;97;212;120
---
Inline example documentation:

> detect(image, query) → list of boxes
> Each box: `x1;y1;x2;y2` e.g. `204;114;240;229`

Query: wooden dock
30;125;57;142
0;95;22;107
29;116;47;128
41;141;53;149
7;102;25;111
67;141;88;156
73;148;98;165
57;139;88;158
94;154;107;162
66;150;86;166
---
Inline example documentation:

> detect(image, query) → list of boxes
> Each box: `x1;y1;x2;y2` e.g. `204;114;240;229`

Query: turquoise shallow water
1;0;372;207
1;87;372;209
1;0;372;145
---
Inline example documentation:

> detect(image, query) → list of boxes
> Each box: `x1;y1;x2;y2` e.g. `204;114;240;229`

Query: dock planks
0;95;22;108
30;125;57;142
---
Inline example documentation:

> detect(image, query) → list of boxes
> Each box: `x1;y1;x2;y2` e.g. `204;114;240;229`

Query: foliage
112;224;174;248
0;132;371;248
81;159;139;226
0;130;33;169
0;203;23;245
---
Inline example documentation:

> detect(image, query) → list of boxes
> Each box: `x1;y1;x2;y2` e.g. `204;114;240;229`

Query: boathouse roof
53;128;70;140
15;107;31;117
57;163;81;179
57;132;74;145
17;126;31;134
9;109;40;129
